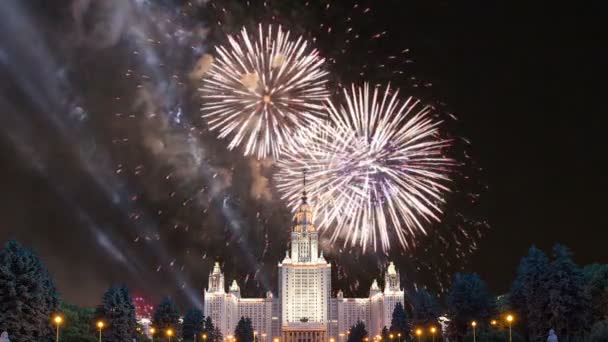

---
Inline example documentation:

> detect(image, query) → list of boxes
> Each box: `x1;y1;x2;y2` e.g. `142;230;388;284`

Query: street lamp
53;315;63;342
430;327;437;342
491;320;497;327
397;333;401;342
415;329;422;342
330;338;335;342
262;333;267;342
273;338;279;342
506;315;514;342
96;321;105;342
471;321;477;342
150;327;156;342
166;329;174;342
203;333;208;342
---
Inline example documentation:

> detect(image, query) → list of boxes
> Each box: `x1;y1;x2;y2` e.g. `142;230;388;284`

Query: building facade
204;191;404;342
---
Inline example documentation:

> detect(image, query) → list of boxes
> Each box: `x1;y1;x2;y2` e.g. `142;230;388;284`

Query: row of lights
52;314;211;342
52;313;516;342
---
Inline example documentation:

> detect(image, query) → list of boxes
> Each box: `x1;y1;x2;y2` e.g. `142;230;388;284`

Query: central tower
278;179;331;342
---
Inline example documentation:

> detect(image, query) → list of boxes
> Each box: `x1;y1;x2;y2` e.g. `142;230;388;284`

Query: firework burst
276;83;455;251
199;24;330;159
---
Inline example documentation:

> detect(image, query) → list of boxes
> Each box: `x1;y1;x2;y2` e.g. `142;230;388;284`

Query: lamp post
506;315;514;342
96;321;105;342
415;329;421;342
491;320;497;327
262;333;267;342
397;333;401;342
471;321;477;342
430;327;437;342
203;333;208;342
53;315;63;342
150;327;156;342
340;332;345;342
166;329;174;342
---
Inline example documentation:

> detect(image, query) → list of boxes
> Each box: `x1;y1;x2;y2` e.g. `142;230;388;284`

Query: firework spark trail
277;83;455;252
199;24;330;159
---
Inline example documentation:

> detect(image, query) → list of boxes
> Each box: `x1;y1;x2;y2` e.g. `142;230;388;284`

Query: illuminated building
204;189;404;342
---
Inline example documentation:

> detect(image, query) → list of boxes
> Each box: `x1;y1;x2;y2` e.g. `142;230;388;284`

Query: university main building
204;191;404;342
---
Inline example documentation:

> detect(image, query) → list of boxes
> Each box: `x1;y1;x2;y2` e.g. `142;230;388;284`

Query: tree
545;245;590;339
98;285;137;342
204;316;222;342
509;245;550;341
588;320;608;342
583;263;608;322
59;301;96;342
234;317;254;342
381;326;390;341
389;302;409;337
446;273;494;341
0;240;59;341
409;288;441;327
347;321;368;342
153;297;181;341
183;308;205;341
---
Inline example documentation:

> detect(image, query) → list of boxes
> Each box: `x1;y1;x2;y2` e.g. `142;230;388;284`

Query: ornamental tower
279;174;331;342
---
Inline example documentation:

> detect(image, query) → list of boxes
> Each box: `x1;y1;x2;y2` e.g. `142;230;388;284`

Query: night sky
0;0;606;310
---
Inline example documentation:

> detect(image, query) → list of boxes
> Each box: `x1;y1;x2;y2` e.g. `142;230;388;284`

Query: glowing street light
506;315;514;342
150;327;156;342
96;321;105;342
491;320;497;327
330;338;335;342
389;334;394;341
53;315;63;342
273;338;279;342
471;321;477;342
415;329;422;342
262;332;268;342
397;332;402;342
166;328;174;342
203;333;208;342
430;327;437;342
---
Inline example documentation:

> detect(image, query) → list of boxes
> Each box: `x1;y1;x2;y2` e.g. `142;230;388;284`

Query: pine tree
509;245;550;341
389;302;409;337
583;263;608;322
234;317;254;342
446;273;494;341
153;297;181;341
182;308;205;342
409;288;441;327
0;240;59;341
545;244;590;339
203;316;223;342
99;285;137;342
381;326;390;341
347;321;368;342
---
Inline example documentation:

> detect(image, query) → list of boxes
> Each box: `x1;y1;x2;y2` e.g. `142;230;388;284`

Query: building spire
301;170;308;204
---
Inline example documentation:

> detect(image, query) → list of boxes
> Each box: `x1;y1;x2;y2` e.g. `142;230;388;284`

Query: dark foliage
99;284;137;342
234;316;254;342
182;308;205;341
347;321;368;342
0;240;59;341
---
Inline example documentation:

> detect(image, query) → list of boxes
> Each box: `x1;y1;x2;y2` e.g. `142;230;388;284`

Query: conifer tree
347;321;368;342
0;240;59;341
153;297;181;341
389;302;409;337
99;285;137;342
409;288;441;327
509;245;550;341
446;273;494;341
234;317;254;342
182;308;205;342
545;244;590;339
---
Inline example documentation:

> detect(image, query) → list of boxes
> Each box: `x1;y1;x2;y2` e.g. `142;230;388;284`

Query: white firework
199;24;330;159
276;83;455;251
